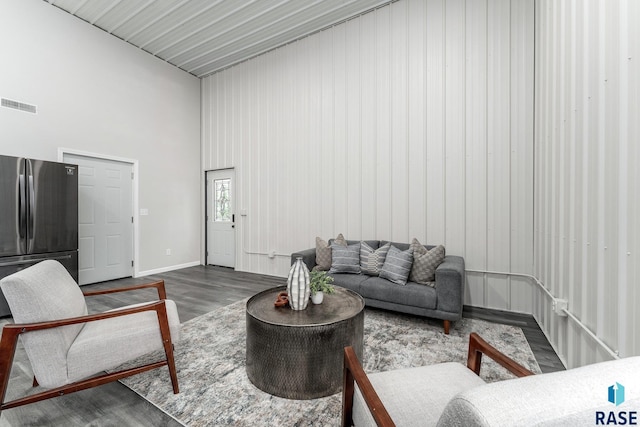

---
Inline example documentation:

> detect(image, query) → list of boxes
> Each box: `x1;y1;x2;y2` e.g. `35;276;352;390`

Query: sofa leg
443;320;450;335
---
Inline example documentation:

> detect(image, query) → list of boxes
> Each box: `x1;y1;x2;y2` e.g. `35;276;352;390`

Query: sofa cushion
360;242;390;276
329;242;361;274
410;239;446;286
315;234;347;271
328;273;369;293
353;362;485;427
379;246;413;285
359;278;437;309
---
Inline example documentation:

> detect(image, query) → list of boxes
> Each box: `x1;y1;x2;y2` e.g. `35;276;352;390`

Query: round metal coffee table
246;286;364;399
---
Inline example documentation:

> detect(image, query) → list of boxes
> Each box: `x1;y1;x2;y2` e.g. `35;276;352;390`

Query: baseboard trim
136;261;201;277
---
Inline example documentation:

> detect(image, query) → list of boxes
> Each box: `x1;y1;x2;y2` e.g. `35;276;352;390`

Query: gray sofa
291;240;465;334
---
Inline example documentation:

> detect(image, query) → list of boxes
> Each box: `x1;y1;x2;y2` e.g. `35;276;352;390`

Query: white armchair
0;260;181;412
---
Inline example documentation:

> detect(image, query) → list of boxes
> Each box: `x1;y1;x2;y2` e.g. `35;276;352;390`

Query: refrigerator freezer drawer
0;251;78;317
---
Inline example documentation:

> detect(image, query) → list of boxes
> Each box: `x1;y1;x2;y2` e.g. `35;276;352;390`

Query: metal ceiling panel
73;0;115;24
125;0;218;48
167;0;307;66
45;0;394;77
114;0;185;40
93;1;154;33
145;1;270;57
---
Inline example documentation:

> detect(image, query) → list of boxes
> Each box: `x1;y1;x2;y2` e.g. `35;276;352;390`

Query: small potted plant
309;270;335;304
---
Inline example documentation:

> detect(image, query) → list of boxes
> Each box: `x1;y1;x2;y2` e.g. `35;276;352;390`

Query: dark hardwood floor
0;265;563;426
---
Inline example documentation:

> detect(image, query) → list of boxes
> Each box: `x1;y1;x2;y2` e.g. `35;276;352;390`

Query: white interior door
65;154;133;285
206;169;235;268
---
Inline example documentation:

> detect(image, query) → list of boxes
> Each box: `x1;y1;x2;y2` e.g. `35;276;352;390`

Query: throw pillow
360;242;390;276
409;240;445;285
315;233;346;271
379;245;413;285
315;237;331;271
328;242;361;274
333;233;347;246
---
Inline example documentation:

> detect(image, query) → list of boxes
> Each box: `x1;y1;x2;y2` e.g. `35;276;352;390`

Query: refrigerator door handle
27;160;35;253
0;254;73;268
18;174;26;239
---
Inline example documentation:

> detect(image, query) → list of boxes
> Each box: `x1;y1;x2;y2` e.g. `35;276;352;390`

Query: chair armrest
1;300;167;335
434;256;465;315
291;248;316;271
342;346;395;427
83;280;167;300
467;332;534;378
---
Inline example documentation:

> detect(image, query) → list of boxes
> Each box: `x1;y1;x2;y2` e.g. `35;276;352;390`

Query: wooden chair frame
342;332;535;427
0;280;178;412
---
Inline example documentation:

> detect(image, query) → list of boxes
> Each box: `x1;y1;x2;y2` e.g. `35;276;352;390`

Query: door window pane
214;178;231;222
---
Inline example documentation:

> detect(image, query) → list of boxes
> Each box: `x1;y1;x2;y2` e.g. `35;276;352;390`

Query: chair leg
156;303;179;394
0;327;21;414
444;320;450;335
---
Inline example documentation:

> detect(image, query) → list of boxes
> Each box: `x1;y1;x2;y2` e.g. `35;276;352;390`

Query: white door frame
205;167;236;268
58;148;140;278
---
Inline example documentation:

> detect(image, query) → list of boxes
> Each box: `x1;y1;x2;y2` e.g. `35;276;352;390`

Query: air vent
1;98;37;114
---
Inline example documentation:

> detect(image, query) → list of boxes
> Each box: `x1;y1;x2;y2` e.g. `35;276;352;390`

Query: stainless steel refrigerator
0;155;78;317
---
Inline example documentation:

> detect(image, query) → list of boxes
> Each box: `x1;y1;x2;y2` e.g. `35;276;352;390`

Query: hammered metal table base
246;286;364;400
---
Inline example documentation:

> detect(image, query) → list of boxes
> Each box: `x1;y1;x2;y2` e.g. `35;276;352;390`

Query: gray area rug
119;300;541;426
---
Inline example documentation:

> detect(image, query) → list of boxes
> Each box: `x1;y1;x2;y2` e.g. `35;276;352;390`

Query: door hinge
131;260;134;267
131;172;134;179
131;216;134;223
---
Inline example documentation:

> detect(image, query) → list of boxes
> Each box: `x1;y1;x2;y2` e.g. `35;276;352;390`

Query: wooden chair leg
156;302;179;394
443;320;450;334
0;327;21;414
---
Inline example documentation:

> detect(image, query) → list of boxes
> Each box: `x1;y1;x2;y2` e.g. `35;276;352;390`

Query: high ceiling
45;0;393;78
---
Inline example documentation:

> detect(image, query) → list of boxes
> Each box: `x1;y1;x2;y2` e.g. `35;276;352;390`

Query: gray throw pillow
360;242;390;276
315;234;346;271
315;237;331;271
379;245;413;285
328;242;361;274
410;241;445;285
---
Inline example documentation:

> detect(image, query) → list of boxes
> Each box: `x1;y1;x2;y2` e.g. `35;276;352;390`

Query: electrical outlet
166;249;171;256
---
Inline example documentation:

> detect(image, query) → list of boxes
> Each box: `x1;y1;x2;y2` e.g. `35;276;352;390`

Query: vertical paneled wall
202;0;534;313
535;0;640;367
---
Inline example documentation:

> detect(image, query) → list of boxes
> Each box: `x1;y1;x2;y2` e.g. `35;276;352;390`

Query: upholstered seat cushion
359;278;437;309
353;362;485;427
67;300;181;383
328;273;370;294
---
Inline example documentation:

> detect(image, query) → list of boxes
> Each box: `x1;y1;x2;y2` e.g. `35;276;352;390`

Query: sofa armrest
290;248;316;271
435;255;465;315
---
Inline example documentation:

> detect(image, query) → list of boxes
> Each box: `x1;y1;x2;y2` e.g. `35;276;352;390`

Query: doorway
206;169;236;268
63;153;134;285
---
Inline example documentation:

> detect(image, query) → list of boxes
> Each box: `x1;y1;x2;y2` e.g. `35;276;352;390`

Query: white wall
534;0;640;367
202;0;535;313
0;0;201;275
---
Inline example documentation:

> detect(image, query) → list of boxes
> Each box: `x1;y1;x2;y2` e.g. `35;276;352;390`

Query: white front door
206;169;235;268
65;154;133;285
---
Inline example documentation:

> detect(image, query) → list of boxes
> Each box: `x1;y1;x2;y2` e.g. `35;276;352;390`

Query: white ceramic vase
287;257;310;310
310;291;324;305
